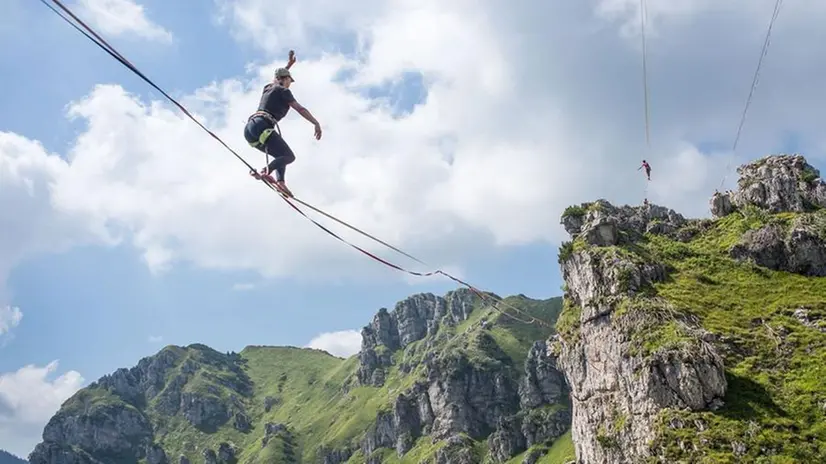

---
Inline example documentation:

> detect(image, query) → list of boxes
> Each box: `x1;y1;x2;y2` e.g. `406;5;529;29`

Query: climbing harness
38;0;551;328
718;0;784;191
247;110;282;179
248;110;281;137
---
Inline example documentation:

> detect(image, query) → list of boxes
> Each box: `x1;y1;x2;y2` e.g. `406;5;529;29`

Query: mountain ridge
0;450;27;464
28;289;571;464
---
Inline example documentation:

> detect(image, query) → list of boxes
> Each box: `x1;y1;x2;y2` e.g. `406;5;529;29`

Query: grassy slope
569;207;826;463
504;432;576;464
57;294;568;464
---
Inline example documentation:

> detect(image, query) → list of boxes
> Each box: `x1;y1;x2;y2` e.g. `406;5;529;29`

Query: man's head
274;67;295;87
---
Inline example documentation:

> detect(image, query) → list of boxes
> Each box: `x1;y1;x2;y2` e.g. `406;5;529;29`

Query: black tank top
257;83;296;122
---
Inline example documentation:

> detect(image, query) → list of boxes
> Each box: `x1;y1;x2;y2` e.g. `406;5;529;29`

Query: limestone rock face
729;213;826;276
711;154;826;218
561;200;686;245
357;289;480;387
733;154;826;213
556;198;728;464
28;345;252;464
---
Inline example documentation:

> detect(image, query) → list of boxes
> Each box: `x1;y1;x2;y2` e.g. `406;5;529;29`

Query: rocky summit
27;153;826;464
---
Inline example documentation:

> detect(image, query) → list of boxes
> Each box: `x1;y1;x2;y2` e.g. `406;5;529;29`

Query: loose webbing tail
41;0;551;328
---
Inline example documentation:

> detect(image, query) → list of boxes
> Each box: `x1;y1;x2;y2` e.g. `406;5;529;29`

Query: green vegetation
561;205;587;220
505;431;576;464
554;298;581;341
558;204;826;462
801;165;819;184
61;386;134;416
643;211;826;463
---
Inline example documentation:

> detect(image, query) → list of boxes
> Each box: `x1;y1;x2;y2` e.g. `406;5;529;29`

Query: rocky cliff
28;289;573;464
554;153;826;463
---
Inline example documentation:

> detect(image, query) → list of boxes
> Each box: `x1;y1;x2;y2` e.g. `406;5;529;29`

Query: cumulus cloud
0;361;84;457
3;0;826;291
75;0;172;42
0;132;109;302
307;329;362;358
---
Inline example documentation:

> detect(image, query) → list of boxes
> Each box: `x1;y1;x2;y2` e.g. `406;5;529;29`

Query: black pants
244;116;295;182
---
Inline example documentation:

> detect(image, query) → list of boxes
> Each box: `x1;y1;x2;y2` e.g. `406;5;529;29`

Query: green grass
60;386;133;416
538;432;576;463
557;207;826;462
641;213;826;462
505;431;576;464
378;436;447;463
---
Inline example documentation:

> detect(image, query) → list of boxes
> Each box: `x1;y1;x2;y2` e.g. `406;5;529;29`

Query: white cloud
147;335;163;343
307;329;362;358
0;306;22;336
0;361;84;457
232;282;256;291
3;0;826;292
75;0;172;42
0;132;110;302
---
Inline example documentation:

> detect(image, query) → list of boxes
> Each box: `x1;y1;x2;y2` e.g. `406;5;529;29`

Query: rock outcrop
29;345;253;464
713;154;826;216
333;362;485;460
556;199;728;464
29;400;154;464
707;154;826;276
327;323;571;463
146;444;168;464
561;199;687;246
357;289;479;387
435;435;477;464
519;341;568;409
728;210;826;276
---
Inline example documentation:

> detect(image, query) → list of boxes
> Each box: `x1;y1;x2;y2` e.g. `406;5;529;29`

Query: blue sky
2;0;826;457
0;0;565;374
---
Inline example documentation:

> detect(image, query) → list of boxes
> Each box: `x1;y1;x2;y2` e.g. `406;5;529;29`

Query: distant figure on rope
638;159;651;181
244;50;322;197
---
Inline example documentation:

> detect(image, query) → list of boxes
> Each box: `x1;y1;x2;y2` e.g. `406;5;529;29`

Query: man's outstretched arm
289;100;322;139
289;100;319;126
